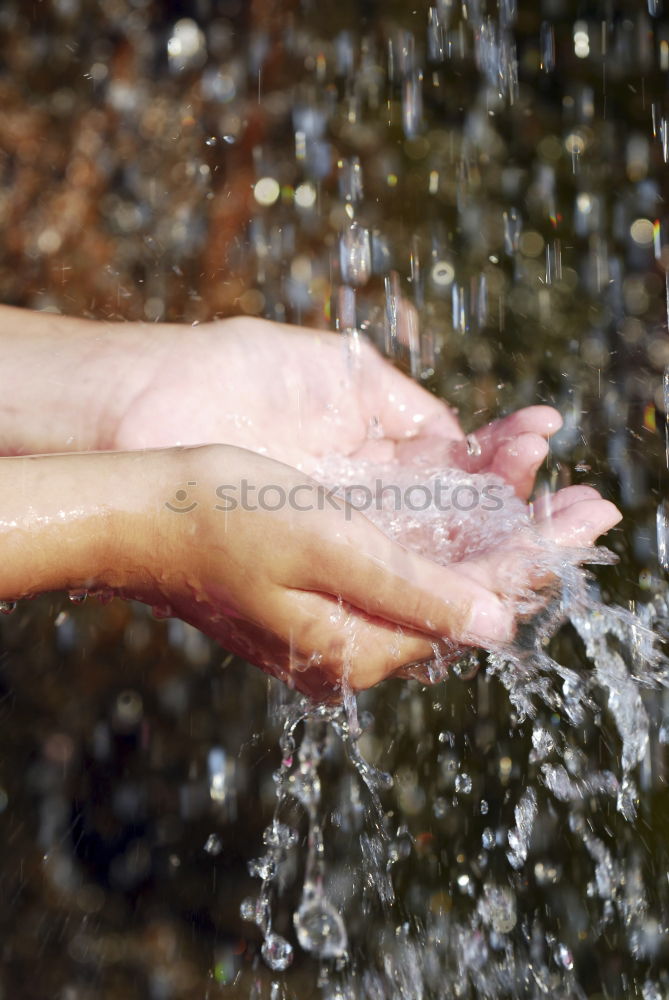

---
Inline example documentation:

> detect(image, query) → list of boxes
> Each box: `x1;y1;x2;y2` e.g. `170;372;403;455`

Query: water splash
238;451;669;995
5;0;669;995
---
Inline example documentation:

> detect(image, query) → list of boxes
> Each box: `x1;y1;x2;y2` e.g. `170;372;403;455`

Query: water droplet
427;6;446;63
402;72;424;138
67;590;88;604
506;788;537;869
263;821;298;851
477;883;517;934
248;854;276;881
254;177;280;207
540;22;555;71
294;898;348;959
556;943;574;970
204;833;223;855
433;797;448;818
338;156;363;203
339;222;371;286
208;746;236;809
530;726;555;761
288;769;322;808
167;18;206;73
465;435;481;458
534;861;561;886
0;600;17;615
295;182;317;209
113;689;143;727
261;932;293;972
456;872;471;891
455;773;472;794
503;208;521;254
240;894;270;929
431;259;455;287
657;502;669;570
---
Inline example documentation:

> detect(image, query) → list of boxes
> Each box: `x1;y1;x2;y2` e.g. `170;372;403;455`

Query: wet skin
0;309;621;697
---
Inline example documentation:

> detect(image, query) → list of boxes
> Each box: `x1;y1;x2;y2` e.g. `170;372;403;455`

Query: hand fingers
487;432;548;500
282;473;617;650
454;406;562;471
395;430;549;501
360;337;561;461
475;406;563;442
531;485;602;521
534;497;622;546
435;406;562;474
273;587;439;692
292;506;513;646
397;404;559;465
452;497;622;599
360;340;465;443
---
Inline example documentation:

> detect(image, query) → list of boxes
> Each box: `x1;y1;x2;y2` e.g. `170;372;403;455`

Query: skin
0;307;555;495
0;307;622;698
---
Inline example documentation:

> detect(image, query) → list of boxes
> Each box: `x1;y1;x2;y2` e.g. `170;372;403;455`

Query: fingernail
466;599;513;644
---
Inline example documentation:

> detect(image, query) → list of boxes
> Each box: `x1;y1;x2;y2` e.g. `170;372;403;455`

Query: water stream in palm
231;0;669;994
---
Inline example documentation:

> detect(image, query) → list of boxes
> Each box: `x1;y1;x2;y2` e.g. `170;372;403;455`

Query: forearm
0;305;179;455
0;448;176;600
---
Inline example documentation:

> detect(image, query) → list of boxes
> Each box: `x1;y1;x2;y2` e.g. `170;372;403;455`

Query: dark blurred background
1;1;669;997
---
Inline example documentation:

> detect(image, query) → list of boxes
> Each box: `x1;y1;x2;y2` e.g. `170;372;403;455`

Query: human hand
0;307;561;504
117;446;620;699
0;445;620;699
104;316;562;501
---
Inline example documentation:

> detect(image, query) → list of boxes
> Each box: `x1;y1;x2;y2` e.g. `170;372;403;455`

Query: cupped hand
108;317;562;501
119;446;620;700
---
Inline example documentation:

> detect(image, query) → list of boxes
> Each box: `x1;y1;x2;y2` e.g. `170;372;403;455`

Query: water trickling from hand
240;454;668;996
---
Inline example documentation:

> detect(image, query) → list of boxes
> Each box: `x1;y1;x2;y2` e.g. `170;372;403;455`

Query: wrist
0;448;182;600
0;306;183;455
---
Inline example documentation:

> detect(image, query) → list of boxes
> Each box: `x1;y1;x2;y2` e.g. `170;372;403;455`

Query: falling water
230;0;669;994
239;453;669;996
1;0;669;997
